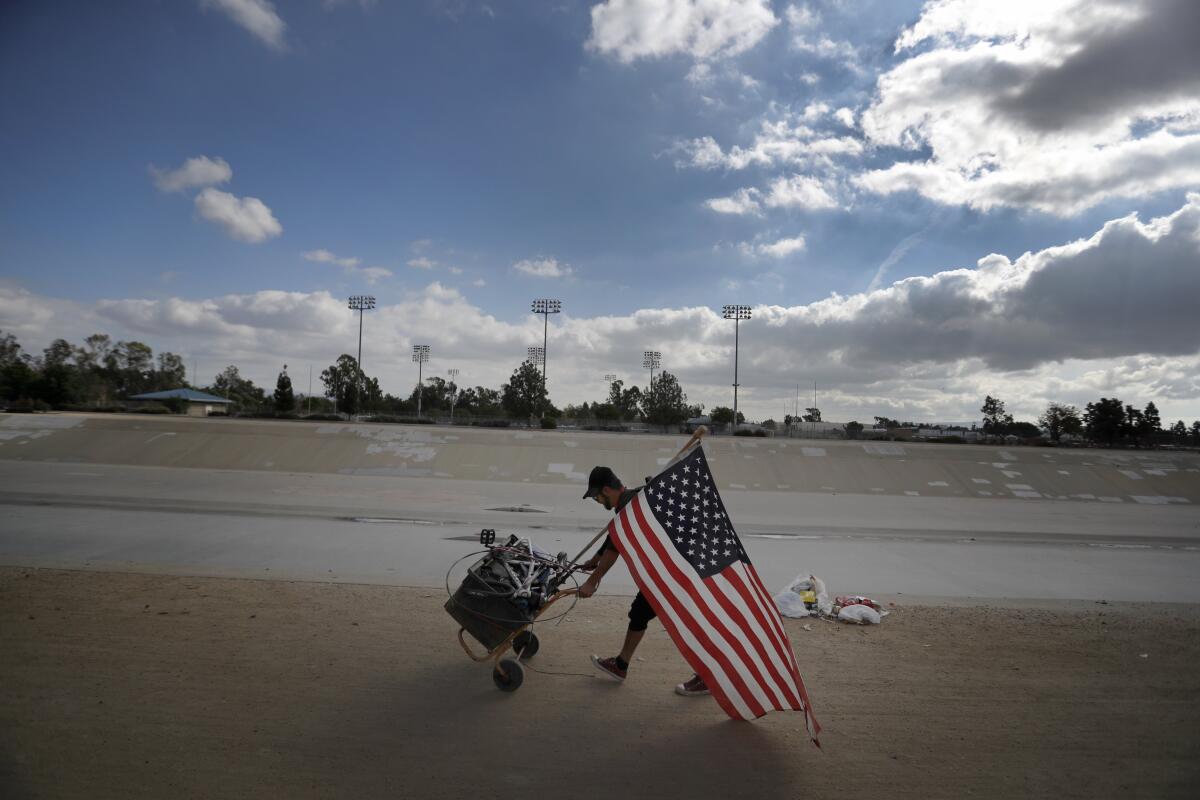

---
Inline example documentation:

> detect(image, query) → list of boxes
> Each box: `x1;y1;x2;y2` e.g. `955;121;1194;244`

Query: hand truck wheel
513;630;539;660
492;658;525;692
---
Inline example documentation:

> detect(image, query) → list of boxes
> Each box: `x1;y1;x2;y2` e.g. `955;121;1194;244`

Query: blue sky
2;0;1199;423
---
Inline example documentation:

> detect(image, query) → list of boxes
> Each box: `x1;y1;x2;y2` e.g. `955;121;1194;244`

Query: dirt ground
1;567;1198;800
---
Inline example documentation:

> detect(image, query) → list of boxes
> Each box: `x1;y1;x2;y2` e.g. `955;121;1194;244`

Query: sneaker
674;674;710;696
590;654;627;682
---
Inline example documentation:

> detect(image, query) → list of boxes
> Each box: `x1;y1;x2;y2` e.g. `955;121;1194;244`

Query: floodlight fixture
642;350;661;391
412;344;431;418
527;346;545;365
347;295;377;417
530;299;562;418
721;304;752;430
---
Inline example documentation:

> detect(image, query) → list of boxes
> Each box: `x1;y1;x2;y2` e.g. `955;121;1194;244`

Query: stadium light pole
722;305;752;431
447;368;460;423
348;295;376;416
412;345;430;419
642;351;660;393
530;297;561;388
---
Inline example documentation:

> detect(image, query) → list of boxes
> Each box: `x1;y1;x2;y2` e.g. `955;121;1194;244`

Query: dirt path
2;567;1198;799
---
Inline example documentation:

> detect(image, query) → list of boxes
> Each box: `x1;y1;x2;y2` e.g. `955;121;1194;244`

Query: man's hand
578;575;600;598
579;555;600;572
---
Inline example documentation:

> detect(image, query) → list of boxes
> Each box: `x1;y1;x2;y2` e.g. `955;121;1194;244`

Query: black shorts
627;592;657;632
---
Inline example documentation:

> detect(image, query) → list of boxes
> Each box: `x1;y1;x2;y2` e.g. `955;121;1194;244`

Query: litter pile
773;574;891;624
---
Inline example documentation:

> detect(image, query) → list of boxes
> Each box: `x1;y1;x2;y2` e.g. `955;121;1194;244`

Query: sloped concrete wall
2;413;1198;506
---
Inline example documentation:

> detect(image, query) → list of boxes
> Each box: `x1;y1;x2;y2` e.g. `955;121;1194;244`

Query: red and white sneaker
590;655;627;682
674;674;710;696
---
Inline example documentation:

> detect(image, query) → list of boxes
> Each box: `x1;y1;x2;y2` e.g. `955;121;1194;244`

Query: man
579;465;709;696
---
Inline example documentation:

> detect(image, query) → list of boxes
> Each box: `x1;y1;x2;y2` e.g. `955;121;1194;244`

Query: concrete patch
547;463;586;481
972;478;991;485
801;447;826;457
1118;470;1143;480
928;481;949;487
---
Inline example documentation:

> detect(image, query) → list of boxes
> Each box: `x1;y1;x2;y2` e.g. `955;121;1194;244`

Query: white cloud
202;0;286;51
472;279;487;287
587;0;778;63
448;266;464;275
762;174;838;209
7;197;1200;423
857;0;1200;215
303;249;360;268
704;187;762;215
673;113;862;171
194;188;282;243
407;257;437;270
834;107;855;128
150;156;232;193
746;235;806;258
513;257;573;278
784;4;818;28
360;267;393;285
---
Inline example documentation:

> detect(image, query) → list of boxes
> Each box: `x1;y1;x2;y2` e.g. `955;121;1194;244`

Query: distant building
127;388;233;417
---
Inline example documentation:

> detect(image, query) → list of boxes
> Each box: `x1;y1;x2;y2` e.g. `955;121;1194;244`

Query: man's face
593;487;618;510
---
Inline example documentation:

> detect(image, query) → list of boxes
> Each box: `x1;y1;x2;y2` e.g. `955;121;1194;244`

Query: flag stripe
730;563;803;682
625;498;787;713
709;570;803;710
614;509;758;718
741;562;803;678
704;572;801;710
729;564;822;738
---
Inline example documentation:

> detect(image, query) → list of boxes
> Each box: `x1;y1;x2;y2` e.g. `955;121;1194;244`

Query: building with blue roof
127;388;233;417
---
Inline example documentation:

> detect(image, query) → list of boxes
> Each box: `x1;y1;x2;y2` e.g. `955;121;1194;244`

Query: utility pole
348;295;376;417
722;305;751;431
412;345;430;419
448;368;460;423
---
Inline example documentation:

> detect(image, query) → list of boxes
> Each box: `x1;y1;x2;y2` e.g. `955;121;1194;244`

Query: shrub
541;416;558;429
132;404;171;414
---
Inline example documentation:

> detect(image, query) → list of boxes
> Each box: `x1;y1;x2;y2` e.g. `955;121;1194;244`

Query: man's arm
577;547;619;598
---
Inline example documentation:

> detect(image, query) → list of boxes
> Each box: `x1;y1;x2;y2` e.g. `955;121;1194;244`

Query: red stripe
742;562;802;679
730;563;803;685
715;569;802;710
737;566;821;736
723;566;797;686
611;507;746;719
625;497;768;718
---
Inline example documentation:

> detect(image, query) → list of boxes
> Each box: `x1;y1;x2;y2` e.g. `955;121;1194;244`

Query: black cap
583;466;621;499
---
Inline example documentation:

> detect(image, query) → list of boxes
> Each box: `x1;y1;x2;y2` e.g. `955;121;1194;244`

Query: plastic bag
837;604;882;624
774;572;831;618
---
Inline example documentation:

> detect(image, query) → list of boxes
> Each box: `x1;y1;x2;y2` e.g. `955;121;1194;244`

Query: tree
273;366;295;413
642;370;691;431
711;406;743;427
760;419;777;430
874;416;899;429
1084;397;1125;447
320;354;362;415
1139;402;1162;447
1007;420;1041;438
980;395;1013;437
154;352;187;390
1170;420;1187;444
501;360;548;422
844;420;864;439
0;331;36;402
1192;421;1200;447
1124;404;1144;446
606;379;642;421
802;407;821;423
209;365;266;411
1038;403;1083;442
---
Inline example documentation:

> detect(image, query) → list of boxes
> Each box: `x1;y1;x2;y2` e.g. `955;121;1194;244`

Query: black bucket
445;554;536;651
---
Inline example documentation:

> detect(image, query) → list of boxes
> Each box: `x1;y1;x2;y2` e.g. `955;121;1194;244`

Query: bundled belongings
445;530;570;650
445;529;582;691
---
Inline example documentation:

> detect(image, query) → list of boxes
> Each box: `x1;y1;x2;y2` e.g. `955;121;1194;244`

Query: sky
1;0;1199;425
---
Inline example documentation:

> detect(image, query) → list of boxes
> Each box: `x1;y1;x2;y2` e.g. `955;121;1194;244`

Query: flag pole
567;426;708;566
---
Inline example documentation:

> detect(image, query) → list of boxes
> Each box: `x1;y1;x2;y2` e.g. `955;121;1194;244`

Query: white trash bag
773;572;832;619
837;604;882;624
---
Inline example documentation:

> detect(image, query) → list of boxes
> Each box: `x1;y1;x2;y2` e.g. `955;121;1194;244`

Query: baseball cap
583;466;621;499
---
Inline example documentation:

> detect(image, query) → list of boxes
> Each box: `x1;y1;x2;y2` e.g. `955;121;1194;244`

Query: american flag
608;443;820;742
